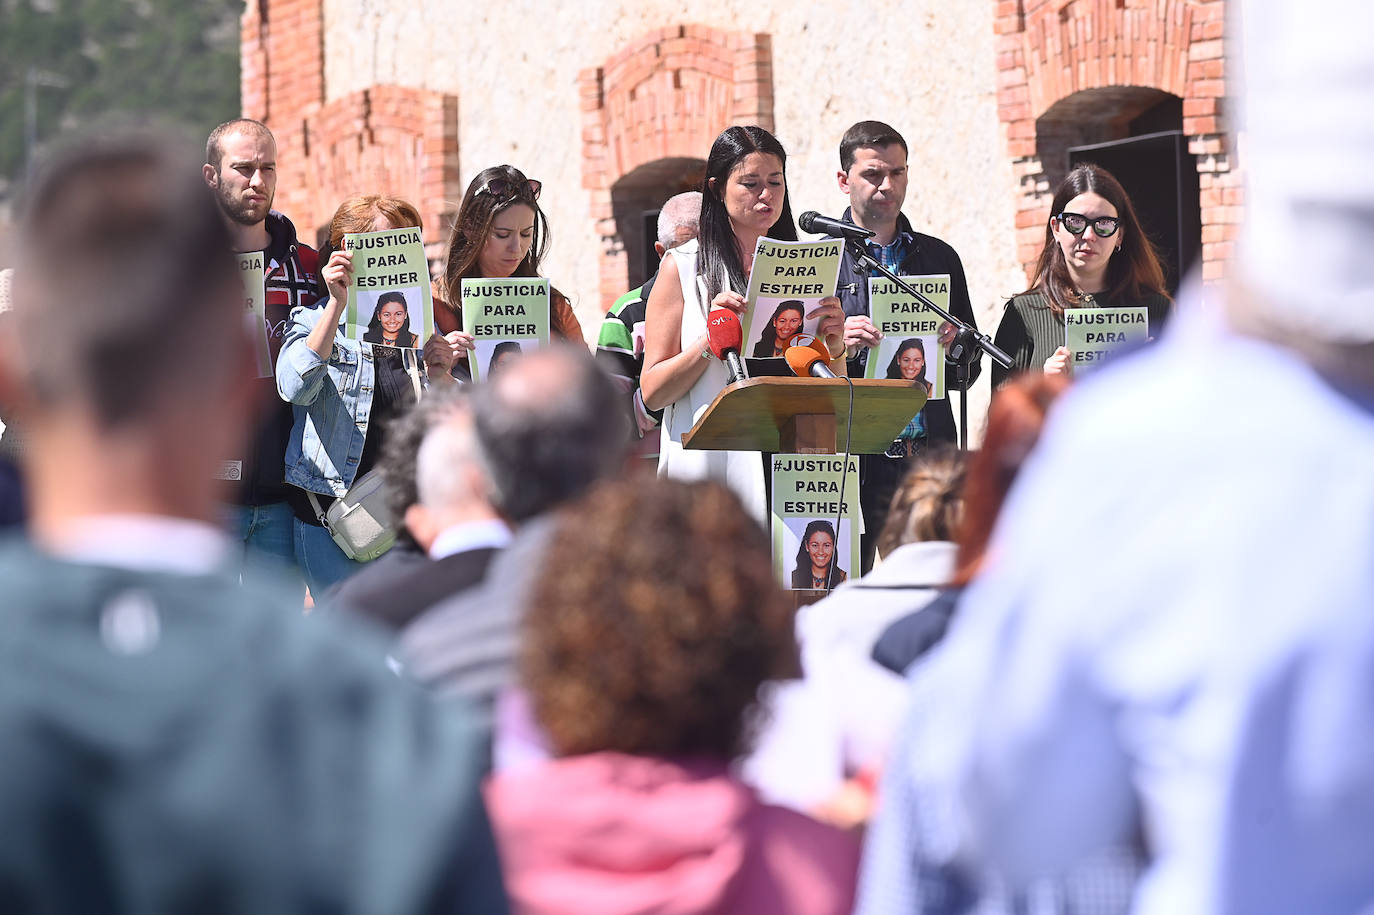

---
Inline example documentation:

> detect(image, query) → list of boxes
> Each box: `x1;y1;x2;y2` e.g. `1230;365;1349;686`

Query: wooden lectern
681;377;926;455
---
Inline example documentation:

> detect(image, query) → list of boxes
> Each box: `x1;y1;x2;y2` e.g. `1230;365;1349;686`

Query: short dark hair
839;120;908;172
205;118;274;172
472;344;628;523
524;477;797;759
15;126;240;426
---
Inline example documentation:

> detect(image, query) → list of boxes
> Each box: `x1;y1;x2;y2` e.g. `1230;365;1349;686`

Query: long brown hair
697;126;798;303
441;164;550;302
1027;163;1168;315
949;374;1067;587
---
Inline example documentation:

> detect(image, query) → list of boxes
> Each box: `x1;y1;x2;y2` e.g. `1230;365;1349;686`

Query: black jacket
831;210;982;444
234;211;324;506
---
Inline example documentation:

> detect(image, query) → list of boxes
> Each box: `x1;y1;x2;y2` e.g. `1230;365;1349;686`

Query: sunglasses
478;177;542;202
1053;211;1120;238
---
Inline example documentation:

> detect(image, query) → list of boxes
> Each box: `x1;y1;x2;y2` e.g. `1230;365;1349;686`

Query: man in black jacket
203;118;324;591
829;120;983;572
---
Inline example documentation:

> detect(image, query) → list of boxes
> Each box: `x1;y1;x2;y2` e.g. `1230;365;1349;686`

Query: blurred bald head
472;344;628;524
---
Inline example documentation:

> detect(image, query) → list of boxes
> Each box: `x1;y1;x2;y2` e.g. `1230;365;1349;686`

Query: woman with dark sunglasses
437;165;583;369
991;163;1171;388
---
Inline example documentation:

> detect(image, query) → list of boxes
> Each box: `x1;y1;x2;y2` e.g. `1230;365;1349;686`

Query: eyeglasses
478;176;542;202
1053;212;1120;238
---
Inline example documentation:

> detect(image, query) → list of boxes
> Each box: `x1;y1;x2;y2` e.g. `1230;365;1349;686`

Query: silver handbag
305;347;423;563
310;469;397;562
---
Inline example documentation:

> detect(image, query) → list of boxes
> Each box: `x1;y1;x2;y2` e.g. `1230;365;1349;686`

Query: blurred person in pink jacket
485;476;860;915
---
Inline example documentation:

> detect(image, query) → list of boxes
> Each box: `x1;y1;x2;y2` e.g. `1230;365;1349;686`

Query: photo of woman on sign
362;290;420;349
752;299;805;358
790;518;848;591
487;340;524;378
885;337;934;396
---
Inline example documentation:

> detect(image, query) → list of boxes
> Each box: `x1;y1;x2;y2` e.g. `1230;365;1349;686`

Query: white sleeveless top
657;240;768;523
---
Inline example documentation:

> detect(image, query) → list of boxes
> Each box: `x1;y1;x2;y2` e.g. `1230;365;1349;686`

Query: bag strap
403;347;424;400
305;490;332;530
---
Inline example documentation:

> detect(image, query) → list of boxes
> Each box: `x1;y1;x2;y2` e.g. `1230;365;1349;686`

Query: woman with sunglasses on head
641;126;846;520
992;163;1171;388
438;165;583;367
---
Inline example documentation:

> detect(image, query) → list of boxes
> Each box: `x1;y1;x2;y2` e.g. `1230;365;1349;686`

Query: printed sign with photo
743;238;844;361
864;274;948;400
461;277;551;382
343;227;434;348
770;454;861;592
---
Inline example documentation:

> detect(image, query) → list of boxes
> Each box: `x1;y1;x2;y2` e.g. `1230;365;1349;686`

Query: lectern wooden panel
680;377;926;455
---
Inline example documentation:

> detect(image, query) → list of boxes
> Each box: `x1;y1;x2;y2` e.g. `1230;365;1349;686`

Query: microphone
705;309;747;384
785;334;838;379
798;211;875;241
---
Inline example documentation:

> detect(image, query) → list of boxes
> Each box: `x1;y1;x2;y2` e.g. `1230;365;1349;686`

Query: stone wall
242;0;1241;441
994;0;1237;281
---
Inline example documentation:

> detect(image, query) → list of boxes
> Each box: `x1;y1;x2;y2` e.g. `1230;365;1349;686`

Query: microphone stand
842;238;1013;452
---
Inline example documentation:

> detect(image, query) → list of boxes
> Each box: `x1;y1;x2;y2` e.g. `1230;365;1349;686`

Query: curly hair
523;478;798;760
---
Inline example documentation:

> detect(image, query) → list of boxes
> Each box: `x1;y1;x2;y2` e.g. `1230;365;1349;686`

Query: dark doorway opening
610;157;706;291
1069;130;1201;295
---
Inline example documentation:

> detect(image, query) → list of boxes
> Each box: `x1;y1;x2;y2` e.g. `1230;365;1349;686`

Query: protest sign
1064;306;1149;372
743;238;843;361
864;274;948;400
236;251;271;378
771;454;861;591
343;227;433;348
461;277;551;382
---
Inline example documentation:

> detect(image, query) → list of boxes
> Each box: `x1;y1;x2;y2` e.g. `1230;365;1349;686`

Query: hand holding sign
807;296;846;357
321;249;353;316
710;289;749;315
1044;346;1071;376
843;315;883;354
422;331;472;378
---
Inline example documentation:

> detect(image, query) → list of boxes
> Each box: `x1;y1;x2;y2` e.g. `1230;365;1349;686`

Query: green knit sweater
991;290;1172;388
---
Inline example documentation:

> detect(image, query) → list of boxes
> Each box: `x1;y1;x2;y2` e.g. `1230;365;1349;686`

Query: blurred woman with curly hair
485;476;860;915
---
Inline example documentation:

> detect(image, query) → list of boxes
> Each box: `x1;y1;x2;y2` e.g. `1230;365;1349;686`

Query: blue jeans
227;501;303;595
293;517;362;597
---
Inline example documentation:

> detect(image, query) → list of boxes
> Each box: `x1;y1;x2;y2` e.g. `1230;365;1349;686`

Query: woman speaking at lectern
640;126;845;521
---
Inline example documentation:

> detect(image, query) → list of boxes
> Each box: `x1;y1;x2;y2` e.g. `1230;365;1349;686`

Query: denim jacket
276;302;421;497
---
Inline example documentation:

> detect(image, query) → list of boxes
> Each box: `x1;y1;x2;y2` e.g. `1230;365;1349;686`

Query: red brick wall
239;0;460;255
300;87;461;257
995;0;1237;283
580;25;774;310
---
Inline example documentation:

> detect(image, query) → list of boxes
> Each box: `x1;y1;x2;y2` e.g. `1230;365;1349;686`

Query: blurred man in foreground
858;4;1374;913
0;128;506;913
400;344;628;732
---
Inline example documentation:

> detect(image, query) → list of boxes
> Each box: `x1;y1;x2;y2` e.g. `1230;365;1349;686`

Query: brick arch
996;0;1237;283
580;25;774;309
300;87;462;257
240;0;461;260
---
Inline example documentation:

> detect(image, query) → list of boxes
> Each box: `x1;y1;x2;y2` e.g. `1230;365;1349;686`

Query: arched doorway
1039;88;1201;294
611;157;706;291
